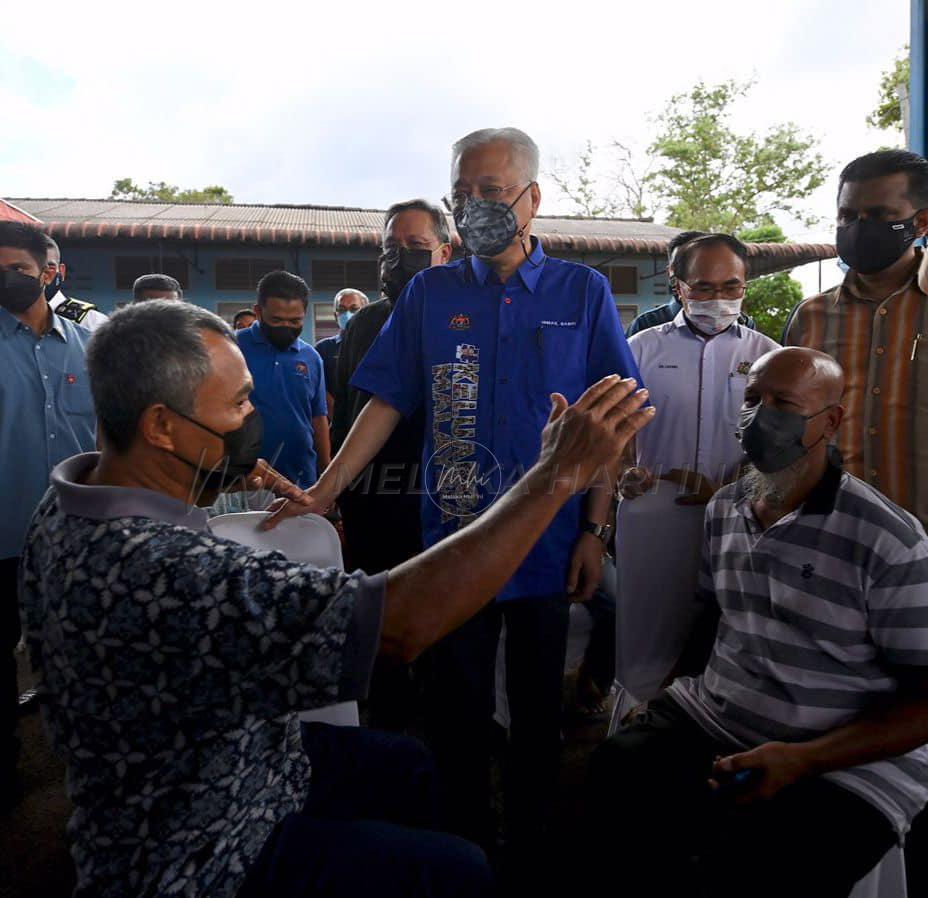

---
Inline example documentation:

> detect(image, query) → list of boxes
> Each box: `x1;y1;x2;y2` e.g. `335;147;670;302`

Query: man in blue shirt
315;288;369;416
0;222;96;799
237;271;330;489
286;127;643;847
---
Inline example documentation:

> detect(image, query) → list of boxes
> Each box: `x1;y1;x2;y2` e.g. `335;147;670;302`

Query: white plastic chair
849;843;907;898
209;510;356;727
608;479;705;736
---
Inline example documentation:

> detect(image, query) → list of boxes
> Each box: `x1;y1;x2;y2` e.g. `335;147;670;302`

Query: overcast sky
0;0;911;292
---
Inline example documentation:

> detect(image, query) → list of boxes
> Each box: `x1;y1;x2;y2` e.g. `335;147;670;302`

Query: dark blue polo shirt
236;322;327;488
351;238;642;600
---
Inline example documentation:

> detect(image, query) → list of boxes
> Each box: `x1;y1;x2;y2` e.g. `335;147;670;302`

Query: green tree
867;48;909;132
110;178;234;203
737;221;804;340
647;80;829;233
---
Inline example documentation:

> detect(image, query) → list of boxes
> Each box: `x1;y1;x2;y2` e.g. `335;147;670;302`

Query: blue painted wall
57;240;669;340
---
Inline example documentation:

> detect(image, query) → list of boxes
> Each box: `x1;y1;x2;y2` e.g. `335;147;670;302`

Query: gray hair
333;287;369;312
451;127;540;181
383;198;452;246
87;300;234;452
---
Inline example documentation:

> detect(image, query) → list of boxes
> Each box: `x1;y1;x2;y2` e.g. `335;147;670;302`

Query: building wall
58;239;671;341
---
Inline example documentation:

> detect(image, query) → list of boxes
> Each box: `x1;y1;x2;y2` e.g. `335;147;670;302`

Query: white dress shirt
629;311;779;482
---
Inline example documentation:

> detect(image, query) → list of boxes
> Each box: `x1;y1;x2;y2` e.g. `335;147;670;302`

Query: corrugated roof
9;198;835;274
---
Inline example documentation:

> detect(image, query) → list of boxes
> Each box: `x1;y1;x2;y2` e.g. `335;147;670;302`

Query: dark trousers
340;482;423;732
1;556;20;781
422;595;569;846
585;693;896;898
238;725;493;898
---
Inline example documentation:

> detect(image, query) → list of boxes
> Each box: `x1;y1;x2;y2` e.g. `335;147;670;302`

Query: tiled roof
8;198;835;275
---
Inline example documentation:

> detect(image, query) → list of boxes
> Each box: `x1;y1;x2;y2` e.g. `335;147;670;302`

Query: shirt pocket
539;325;587;398
58;368;95;416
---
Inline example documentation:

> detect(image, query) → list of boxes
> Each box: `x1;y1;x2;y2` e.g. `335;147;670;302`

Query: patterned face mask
453;183;533;259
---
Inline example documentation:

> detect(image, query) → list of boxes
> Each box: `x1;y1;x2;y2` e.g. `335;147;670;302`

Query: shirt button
46;404;52;410
500;377;508;384
876;346;884;355
872;386;881;395
43;374;48;380
870;468;879;478
879;308;888;316
49;433;56;440
869;426;877;435
504;297;512;305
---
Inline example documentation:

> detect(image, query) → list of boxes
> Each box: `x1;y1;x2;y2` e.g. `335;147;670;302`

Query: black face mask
835;215;918;275
260;321;302;351
0;270;43;314
737;403;831;474
168;407;264;491
45;272;63;302
380;247;433;300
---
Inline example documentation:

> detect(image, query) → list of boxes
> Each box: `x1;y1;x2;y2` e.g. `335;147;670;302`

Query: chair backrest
209;511;344;569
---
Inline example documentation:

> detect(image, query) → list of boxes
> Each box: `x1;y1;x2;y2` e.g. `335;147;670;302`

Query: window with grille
216;301;256;325
598;265;638;295
215;258;286;291
311;259;379;292
312;303;339;342
114;256;189;290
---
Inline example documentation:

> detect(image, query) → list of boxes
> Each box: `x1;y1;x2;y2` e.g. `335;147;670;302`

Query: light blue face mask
337;310;355;330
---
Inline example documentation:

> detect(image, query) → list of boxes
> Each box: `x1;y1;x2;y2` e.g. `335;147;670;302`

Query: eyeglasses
442;182;532;213
379;243;444;262
677;280;746;301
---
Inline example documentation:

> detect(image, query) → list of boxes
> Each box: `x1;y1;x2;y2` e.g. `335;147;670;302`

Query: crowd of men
2;128;928;898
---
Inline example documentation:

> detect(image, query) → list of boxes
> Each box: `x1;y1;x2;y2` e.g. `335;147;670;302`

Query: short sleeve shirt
351;238;642;600
669;460;928;833
0;304;96;559
236;322;328;488
20;453;386;898
629;312;779;480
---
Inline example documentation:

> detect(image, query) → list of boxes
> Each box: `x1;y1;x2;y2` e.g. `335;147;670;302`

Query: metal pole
911;0;928;155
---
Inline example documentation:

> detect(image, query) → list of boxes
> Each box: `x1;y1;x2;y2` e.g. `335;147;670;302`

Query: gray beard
741;459;809;508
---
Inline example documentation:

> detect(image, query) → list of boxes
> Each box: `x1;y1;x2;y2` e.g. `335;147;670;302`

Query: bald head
748;347;845;412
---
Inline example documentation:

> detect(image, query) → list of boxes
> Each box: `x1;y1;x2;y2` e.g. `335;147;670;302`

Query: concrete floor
0;647;606;898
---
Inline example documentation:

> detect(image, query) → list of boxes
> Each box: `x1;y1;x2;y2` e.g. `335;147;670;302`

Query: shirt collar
732;446;845;520
841;250;921;303
51;452;210;530
469;236;547;293
0;303;67;341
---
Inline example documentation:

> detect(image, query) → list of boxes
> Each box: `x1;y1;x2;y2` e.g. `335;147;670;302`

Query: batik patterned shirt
20;453;385;898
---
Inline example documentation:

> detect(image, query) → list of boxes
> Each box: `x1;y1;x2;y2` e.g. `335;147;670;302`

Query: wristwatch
582;520;614;545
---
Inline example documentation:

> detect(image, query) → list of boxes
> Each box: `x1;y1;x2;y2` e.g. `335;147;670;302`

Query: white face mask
684;298;742;335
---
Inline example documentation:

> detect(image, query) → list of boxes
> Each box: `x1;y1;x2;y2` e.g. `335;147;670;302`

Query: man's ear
58;262;67;282
252;303;263;321
39;263;55;287
825;404;844;439
530;181;541;218
915;207;928;239
438;243;453;265
139;403;178;453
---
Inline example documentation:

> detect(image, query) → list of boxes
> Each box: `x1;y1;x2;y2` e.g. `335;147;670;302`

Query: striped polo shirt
784;253;928;529
669;456;928;833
